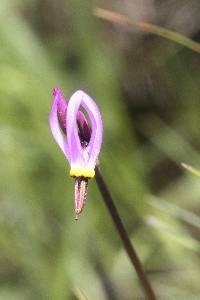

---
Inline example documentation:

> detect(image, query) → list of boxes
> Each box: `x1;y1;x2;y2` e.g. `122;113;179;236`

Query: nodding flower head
49;88;103;219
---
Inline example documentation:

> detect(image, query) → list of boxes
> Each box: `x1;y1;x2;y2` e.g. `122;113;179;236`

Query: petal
67;90;103;177
80;92;103;169
56;89;67;134
49;88;69;160
77;111;92;145
66;91;85;168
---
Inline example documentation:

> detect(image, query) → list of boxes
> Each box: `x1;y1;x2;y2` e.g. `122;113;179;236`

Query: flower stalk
95;166;156;300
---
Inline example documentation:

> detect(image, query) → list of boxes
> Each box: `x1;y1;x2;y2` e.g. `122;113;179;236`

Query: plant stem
95;166;156;300
94;8;200;55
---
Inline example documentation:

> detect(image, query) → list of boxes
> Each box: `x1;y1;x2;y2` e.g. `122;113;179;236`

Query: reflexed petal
67;90;103;174
66;91;85;169
77;111;92;145
49;88;69;160
80;93;103;169
56;89;67;134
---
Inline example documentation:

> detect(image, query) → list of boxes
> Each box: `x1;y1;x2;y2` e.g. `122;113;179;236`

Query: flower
49;88;103;219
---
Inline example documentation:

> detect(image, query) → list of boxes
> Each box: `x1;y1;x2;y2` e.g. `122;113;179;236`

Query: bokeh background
1;0;200;299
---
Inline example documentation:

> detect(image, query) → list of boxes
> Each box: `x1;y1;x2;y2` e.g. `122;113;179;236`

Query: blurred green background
1;0;200;299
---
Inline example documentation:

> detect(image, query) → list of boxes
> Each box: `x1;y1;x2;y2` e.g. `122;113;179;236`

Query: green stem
95;166;156;300
94;8;200;55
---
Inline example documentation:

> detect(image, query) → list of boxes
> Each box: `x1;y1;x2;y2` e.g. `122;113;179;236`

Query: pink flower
50;88;103;218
